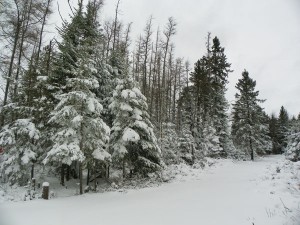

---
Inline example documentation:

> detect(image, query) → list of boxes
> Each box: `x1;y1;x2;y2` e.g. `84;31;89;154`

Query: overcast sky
51;0;300;117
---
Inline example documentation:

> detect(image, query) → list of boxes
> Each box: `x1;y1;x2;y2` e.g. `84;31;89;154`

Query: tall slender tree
278;106;289;152
231;70;271;160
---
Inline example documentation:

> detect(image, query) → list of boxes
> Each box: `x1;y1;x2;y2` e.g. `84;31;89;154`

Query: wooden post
42;182;49;200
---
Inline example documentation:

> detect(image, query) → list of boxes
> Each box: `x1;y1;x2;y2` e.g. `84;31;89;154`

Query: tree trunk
122;158;126;178
35;0;52;64
14;0;33;99
86;168;90;186
31;178;36;191
79;162;83;195
107;165;110;178
142;16;152;96
2;11;21;110
60;164;65;186
66;165;70;181
31;164;34;180
45;40;53;76
112;0;120;52
93;168;97;191
250;138;254;161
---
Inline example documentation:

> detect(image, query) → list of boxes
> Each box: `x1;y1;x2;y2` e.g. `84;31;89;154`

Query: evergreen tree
159;123;181;165
231;70;271;160
285;131;300;162
0;117;40;185
189;58;211;117
285;116;300;161
209;36;232;156
278;106;289;151
189;35;232;157
0;49;46;185
44;44;110;193
44;2;110;194
268;113;281;154
178;86;201;162
109;73;162;177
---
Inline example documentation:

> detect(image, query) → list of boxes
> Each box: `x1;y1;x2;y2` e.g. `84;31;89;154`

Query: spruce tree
268;113;281;154
160;123;181;165
231;70;271;160
209;36;232;156
178;86;199;163
109;73;162;177
44;2;110;194
0;50;44;185
278;106;289;151
285;117;300;161
189;35;232;157
0;118;40;185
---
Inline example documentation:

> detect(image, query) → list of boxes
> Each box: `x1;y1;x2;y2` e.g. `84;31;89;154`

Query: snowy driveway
0;155;299;225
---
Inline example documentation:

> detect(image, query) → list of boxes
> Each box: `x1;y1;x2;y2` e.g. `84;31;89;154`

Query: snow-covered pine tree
278;106;290;151
285;131;300;162
44;48;110;193
285;113;300;161
82;0;115;128
159;122;181;165
109;73;162;177
208;36;232;156
177;85;201;163
0;117;40;185
94;61;115;126
189;58;212;157
0;49;44;185
231;70;271;160
44;2;110;194
188;35;232;158
253;107;272;155
268;113;281;154
201;118;222;158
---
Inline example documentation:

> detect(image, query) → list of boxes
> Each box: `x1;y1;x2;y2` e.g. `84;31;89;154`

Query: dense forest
0;0;299;195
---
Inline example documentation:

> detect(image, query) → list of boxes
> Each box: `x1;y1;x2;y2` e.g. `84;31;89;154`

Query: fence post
42;182;49;200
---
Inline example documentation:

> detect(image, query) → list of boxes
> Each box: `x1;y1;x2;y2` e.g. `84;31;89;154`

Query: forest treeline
0;0;299;194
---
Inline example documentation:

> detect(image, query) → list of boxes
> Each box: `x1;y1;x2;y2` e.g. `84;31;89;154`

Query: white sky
50;0;300;117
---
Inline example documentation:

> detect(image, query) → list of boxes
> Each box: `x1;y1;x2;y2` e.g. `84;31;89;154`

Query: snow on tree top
122;128;140;142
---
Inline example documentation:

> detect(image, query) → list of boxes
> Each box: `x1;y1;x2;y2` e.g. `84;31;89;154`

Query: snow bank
0;155;299;225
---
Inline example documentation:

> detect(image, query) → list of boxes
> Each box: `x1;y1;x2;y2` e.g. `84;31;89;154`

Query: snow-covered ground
0;155;299;225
